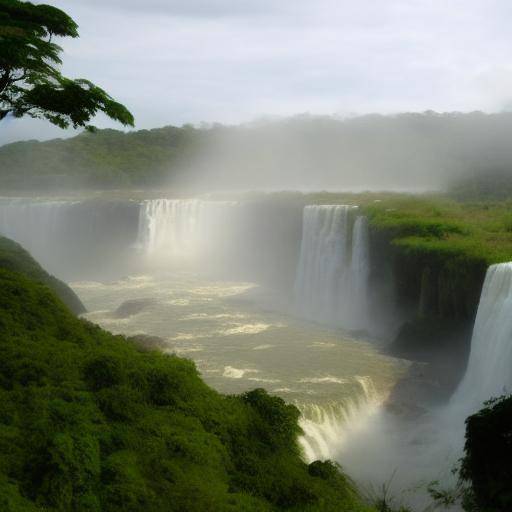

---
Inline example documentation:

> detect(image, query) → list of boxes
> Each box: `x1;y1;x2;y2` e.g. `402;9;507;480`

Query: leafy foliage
0;236;84;313
459;395;512;512
0;0;133;129
0;126;195;188
0;236;373;511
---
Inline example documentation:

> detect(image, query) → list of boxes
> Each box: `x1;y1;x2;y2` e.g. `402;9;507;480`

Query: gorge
1;191;510;510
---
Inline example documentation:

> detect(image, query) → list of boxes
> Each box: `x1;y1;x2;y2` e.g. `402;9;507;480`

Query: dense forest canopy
1;112;512;194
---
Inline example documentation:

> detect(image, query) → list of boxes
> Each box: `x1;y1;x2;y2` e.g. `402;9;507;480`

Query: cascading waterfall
137;199;237;262
451;262;512;413
350;215;371;328
137;199;202;257
294;205;370;330
0;197;140;279
0;198;76;272
298;376;380;462
0;197;74;248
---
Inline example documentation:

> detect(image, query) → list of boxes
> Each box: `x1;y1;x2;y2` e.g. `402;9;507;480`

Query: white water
72;271;407;468
451;262;512;413
298;376;381;462
0;197;141;279
137;199;237;263
294;205;370;330
0;198;73;251
350;215;371;327
0;198;77;273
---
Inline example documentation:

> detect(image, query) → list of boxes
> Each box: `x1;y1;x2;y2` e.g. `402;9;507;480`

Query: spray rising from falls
452;262;512;413
294;205;370;330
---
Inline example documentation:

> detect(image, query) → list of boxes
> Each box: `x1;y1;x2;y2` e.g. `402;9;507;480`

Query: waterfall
350;215;371;328
137;199;203;257
0;198;75;271
137;199;238;263
0;197;139;279
294;205;370;330
452;262;512;412
298;376;379;462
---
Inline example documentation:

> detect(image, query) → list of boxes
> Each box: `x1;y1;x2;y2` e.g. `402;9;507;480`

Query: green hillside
0;237;85;314
0;236;372;512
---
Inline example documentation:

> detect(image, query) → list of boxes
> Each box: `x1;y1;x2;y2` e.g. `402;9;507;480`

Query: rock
128;334;167;351
113;298;157;318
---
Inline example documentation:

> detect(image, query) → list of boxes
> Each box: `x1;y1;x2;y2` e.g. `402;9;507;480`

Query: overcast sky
1;0;512;144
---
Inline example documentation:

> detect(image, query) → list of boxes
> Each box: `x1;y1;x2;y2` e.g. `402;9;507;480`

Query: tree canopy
0;0;134;130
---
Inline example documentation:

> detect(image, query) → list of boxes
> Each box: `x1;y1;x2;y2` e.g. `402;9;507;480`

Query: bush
460;395;512;512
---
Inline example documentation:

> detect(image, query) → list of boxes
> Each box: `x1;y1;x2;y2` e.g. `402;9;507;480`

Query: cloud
76;0;291;18
1;0;511;144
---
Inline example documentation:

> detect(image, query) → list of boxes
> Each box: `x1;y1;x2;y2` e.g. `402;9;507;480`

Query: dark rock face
113;298;158;318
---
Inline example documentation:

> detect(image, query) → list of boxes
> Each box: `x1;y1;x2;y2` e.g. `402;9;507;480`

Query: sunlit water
72;272;409;463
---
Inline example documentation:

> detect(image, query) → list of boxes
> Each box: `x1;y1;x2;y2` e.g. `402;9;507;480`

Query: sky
1;0;512;144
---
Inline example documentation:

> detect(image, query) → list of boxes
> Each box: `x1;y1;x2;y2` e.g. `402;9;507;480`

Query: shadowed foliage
460;396;512;512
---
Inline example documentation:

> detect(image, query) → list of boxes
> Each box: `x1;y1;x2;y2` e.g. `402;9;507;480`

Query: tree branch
0;69;12;94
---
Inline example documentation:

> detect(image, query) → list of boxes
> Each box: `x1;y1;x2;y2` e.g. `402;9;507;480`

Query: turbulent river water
72;272;409;463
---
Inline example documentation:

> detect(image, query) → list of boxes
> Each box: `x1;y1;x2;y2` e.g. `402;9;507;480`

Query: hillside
0;237;85;314
2;112;512;192
0;236;373;512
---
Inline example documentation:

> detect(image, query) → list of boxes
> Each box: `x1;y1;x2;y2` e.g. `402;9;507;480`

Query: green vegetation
2;111;512;191
429;395;512;512
0;0;133;129
360;195;512;266
459;395;512;512
358;194;512;327
293;191;512;267
0;235;372;511
0;127;196;188
0;236;84;314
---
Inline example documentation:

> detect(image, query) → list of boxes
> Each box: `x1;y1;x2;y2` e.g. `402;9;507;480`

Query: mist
166;111;512;193
3;111;512;194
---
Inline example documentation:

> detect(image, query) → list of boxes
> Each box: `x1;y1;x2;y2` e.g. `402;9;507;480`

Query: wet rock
113;298;157;318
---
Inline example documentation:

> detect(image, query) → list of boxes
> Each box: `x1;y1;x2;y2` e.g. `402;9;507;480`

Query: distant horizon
2;107;511;146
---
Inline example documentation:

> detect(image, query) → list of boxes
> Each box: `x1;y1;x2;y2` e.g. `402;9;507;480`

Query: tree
0;0;134;130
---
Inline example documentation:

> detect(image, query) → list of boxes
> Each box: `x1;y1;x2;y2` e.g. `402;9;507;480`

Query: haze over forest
2;112;512;193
